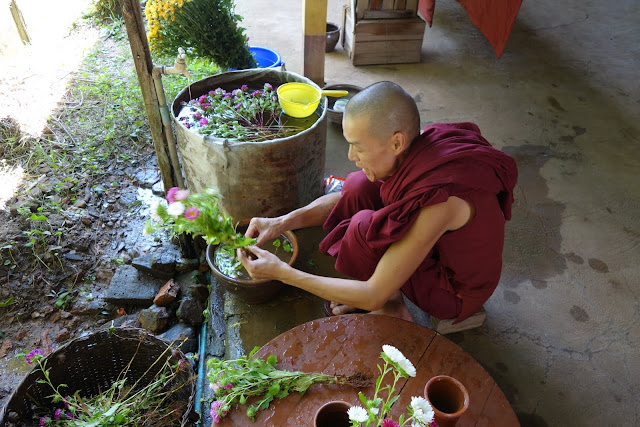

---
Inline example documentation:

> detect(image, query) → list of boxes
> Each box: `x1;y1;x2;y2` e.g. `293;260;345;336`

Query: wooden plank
353;39;422;54
343;5;354;58
121;0;176;192
395;0;406;10
9;0;30;45
382;0;394;10
356;0;367;20
363;9;413;19
474;383;521;427
369;0;382;10
353;18;426;41
406;0;418;12
430;306;487;335
302;0;327;85
352;49;422;65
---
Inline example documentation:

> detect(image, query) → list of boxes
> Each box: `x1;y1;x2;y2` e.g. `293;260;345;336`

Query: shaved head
344;81;420;144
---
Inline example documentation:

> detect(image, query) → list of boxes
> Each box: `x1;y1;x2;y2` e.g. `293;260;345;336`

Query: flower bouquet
347;345;437;427
177;83;302;141
143;186;254;248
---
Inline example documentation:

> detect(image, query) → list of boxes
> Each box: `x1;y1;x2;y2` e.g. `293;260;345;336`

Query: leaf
272;239;281;248
0;297;13;307
266;354;277;366
268;383;280;396
248;346;261;358
28;214;48;221
358;391;368;406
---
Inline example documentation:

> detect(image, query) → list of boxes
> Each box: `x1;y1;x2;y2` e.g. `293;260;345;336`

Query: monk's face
343;115;401;182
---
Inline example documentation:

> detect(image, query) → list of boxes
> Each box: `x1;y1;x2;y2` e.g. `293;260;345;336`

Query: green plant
144;187;255;248
145;0;256;70
207;347;369;423
48;289;74;311
17;345;193;426
177;84;303;141
0;297;14;307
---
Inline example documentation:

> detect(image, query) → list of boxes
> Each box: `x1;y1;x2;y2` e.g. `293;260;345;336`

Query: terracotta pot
314;400;351;427
206;228;299;304
322;84;362;125
424;375;470;427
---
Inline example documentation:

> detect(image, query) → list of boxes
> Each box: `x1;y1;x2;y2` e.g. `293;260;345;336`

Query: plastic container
250;46;283;68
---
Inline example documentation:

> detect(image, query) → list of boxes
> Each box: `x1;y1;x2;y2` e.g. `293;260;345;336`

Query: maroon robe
319;122;518;322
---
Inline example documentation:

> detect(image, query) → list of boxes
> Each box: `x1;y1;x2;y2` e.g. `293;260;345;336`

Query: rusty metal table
217;314;519;426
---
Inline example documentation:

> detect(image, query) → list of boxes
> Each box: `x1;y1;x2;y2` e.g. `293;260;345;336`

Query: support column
302;0;327;87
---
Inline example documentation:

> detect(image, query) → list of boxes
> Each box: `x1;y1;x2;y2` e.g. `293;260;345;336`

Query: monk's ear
391;131;410;154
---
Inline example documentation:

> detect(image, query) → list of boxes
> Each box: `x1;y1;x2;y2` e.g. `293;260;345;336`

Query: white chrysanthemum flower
150;201;165;222
167;201;186;216
411;396;434;424
382;345;416;377
347;406;368;423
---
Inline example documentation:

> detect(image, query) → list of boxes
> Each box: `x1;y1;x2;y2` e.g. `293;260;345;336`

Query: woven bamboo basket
0;328;196;426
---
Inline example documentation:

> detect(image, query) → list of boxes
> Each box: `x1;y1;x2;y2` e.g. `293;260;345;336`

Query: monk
237;81;518;323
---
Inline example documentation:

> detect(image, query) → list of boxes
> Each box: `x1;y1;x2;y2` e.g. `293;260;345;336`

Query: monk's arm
279;192;341;230
273;196;471;310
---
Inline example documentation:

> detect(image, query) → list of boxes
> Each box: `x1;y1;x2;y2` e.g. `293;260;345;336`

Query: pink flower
26;349;43;364
235;102;242;110
184;206;200;220
210;381;221;393
382;420;400;427
166;187;180;204
174;189;190;201
224;383;234;390
198;95;208;104
264;83;273;91
429;422;440;427
185;123;191;128
241;84;248;91
223;93;232;99
39;417;50;426
199;117;209;126
251;90;262;97
210;400;228;424
54;408;64;420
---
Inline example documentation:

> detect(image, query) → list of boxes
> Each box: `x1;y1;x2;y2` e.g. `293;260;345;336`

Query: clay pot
424;375;470;427
206;229;299;304
322;84;363;125
314;400;351;427
326;22;341;52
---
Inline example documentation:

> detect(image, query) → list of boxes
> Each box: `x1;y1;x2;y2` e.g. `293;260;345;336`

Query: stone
131;253;173;280
151;180;165;196
158;322;198;353
55;328;71;342
177;297;205;326
104;265;167;306
133;169;161;188
176;257;200;272
154;279;180;307
138;305;169;333
111;314;141;329
190;283;209;301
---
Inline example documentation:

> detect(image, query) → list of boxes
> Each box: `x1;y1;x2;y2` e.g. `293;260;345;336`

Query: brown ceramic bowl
322;84;363;125
206;229;298;304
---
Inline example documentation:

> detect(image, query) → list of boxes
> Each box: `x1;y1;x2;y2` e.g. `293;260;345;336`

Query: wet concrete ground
204;0;640;426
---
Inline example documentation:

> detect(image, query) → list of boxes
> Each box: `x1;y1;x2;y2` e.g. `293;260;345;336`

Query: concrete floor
212;1;640;426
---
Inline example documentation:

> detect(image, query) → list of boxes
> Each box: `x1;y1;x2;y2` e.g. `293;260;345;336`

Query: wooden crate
342;0;425;66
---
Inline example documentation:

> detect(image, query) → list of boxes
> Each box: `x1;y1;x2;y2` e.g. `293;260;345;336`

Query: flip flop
323;300;369;317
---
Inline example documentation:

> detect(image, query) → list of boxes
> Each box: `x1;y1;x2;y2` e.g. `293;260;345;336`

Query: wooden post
302;0;327;86
120;0;177;192
9;0;30;45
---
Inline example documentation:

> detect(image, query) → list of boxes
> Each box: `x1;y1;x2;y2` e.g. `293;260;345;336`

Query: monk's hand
236;245;285;280
245;217;285;247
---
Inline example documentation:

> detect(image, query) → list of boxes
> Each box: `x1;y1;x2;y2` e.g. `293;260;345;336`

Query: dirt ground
0;20;165;412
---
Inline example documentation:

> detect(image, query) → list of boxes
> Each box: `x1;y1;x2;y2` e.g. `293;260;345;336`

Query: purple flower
26;349;43;364
264;83;273;91
251;90;262;97
241;84;248;91
39;417;50;426
235;102;242;110
232;89;242;96
199;117;209;126
184;206;200;220
54;408;64;420
223;93;232;99
166;187;180;204
246;36;250;42
193;113;202;120
210;400;228;424
382;420;400;427
224;383;234;390
185;122;191;129
201;102;211;108
198;95;208;104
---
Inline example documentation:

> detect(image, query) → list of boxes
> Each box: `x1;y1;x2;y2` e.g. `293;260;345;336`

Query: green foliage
145;0;256;70
90;0;122;21
206;347;346;423
0;297;14;307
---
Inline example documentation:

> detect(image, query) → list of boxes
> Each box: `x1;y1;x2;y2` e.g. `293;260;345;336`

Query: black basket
1;328;195;426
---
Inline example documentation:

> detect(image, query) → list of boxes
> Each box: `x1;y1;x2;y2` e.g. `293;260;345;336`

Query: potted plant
144;187;298;303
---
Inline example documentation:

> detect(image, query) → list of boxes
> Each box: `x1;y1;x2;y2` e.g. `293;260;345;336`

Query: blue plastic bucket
250;46;282;69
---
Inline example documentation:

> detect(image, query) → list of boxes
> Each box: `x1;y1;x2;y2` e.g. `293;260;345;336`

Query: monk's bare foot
328;301;363;315
370;291;414;323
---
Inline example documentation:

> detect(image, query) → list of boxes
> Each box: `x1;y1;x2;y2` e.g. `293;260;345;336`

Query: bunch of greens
177;83;301;141
17;345;194;426
145;0;256;70
347;345;437;427
144;187;255;248
207;347;370;423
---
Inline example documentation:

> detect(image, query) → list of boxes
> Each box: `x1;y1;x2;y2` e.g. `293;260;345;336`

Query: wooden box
342;0;426;66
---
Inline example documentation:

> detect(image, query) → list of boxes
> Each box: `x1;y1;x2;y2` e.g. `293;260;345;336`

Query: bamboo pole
9;0;30;45
302;0;327;86
120;0;177;192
